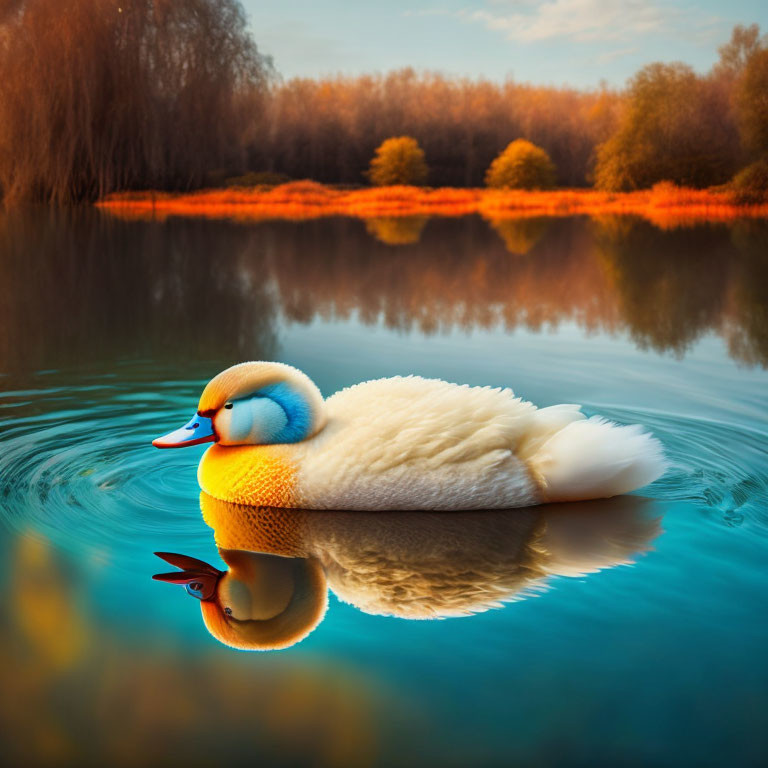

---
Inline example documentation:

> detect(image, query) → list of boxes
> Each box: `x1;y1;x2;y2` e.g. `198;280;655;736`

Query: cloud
595;46;640;64
458;0;692;44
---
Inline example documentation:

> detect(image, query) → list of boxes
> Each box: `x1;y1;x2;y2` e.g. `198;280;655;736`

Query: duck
152;361;667;510
153;492;663;650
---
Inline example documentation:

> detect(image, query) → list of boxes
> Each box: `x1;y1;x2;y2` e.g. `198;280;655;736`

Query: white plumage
290;375;666;510
189;362;667;510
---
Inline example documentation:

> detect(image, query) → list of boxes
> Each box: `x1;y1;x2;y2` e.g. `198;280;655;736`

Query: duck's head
153;549;328;650
153;361;326;449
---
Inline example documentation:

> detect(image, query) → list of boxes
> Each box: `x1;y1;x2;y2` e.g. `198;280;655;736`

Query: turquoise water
1;209;767;766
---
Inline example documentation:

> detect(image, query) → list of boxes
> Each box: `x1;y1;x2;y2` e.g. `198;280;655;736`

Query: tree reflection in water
2;209;766;373
1;533;396;768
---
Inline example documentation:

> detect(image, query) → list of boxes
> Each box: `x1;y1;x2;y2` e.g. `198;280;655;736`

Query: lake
1;208;767;767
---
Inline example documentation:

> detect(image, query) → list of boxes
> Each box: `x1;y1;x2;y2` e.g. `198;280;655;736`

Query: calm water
1;209;767;767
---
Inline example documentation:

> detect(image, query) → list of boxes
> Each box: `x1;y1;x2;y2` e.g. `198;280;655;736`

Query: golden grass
97;181;768;226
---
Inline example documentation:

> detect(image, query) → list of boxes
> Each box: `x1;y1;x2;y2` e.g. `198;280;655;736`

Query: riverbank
97;182;768;228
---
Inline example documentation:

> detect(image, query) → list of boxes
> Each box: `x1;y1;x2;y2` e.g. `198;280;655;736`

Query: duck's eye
224;403;233;410
224;606;233;616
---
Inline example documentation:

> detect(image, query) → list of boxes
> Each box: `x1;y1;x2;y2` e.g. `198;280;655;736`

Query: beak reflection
152;552;223;601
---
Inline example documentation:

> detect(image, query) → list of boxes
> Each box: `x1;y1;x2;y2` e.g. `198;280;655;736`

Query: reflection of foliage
485;139;556;190
4;210;766;372
263;216;617;336
12;536;87;671
364;216;428;245
367;137;428;186
594;63;738;190
595;217;731;357
589;214;637;240
1;533;391;767
487;217;549;255
725;221;768;365
0;208;277;372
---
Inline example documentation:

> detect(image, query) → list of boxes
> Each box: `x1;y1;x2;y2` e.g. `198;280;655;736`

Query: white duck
153;361;666;509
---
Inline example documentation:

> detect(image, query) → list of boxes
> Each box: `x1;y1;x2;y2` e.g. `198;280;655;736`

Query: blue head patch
228;381;314;445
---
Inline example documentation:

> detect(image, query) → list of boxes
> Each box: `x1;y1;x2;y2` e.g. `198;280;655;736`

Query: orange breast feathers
197;444;298;507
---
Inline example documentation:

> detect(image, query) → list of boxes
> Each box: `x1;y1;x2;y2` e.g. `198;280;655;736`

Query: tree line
255;24;767;192
249;69;618;188
0;1;765;202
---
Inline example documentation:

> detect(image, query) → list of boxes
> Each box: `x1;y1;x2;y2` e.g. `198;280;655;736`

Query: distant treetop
368;137;428;187
714;23;767;79
485;140;556;190
593;62;739;191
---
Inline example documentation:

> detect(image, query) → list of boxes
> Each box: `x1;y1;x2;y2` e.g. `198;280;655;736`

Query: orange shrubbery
99;184;483;219
98;183;768;227
98;181;768;227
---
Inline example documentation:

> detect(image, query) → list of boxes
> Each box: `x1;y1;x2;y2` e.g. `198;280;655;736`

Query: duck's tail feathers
528;416;667;503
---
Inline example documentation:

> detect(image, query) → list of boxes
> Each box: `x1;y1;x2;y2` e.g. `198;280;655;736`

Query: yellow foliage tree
736;48;768;157
594;63;737;191
485;140;556;189
730;32;768;196
368;137;428;186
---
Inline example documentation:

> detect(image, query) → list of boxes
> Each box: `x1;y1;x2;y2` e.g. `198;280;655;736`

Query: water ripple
598;405;768;532
0;376;207;564
1;377;767;570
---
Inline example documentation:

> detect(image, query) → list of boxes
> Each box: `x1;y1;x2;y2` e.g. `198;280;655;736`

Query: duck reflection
154;493;662;651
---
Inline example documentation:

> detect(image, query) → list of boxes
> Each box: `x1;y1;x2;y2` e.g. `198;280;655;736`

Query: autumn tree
735;48;768;157
594;63;737;190
485;139;556;189
731;49;768;197
368;136;428;186
252;71;618;187
0;0;271;203
726;27;768;195
713;23;767;79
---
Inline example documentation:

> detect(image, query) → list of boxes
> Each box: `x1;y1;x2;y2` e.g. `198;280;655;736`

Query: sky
242;0;768;87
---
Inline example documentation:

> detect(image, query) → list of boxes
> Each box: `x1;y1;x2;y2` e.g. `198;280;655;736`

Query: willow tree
0;0;271;203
